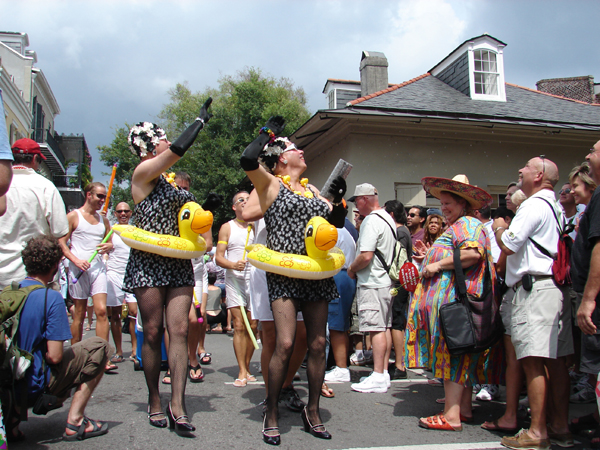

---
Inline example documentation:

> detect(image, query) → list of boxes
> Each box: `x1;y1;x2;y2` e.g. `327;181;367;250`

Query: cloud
386;0;470;81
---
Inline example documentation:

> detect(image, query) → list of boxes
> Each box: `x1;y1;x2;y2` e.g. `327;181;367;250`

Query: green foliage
97;67;311;233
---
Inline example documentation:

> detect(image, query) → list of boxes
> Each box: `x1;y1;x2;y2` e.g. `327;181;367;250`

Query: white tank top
106;233;130;274
71;209;106;261
225;219;254;280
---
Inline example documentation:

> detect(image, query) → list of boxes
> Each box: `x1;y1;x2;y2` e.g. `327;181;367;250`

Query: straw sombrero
421;174;492;210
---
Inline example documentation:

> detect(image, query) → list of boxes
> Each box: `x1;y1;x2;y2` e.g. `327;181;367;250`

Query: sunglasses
95;193;107;200
408;213;417;217
234;197;248;204
559;189;571;195
116;209;131;214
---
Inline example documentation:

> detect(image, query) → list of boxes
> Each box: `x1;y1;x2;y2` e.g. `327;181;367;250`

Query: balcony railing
53;174;81;189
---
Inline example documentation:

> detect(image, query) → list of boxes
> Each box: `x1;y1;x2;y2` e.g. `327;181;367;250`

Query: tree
98;67;311;231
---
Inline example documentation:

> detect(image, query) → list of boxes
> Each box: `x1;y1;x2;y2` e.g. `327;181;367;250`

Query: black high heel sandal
167;403;195;437
147;405;167;428
262;414;280;446
301;407;331;440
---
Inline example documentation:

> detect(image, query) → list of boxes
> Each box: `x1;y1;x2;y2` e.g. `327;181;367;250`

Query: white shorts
69;259;107;300
193;265;209;306
226;273;250;309
106;270;136;307
511;279;573;360
249;266;303;322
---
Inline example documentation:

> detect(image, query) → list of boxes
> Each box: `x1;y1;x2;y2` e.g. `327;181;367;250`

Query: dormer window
473;50;498;95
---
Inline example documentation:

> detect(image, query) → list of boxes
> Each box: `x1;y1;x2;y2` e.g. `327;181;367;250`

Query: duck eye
306;225;314;238
180;209;191;221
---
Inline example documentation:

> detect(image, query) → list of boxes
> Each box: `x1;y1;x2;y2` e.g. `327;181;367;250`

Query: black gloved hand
198;97;213;124
328;176;347;204
170;97;213;157
240;116;286;171
202;192;223;213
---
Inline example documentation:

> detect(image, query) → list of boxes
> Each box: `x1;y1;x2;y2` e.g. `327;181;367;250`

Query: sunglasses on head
116;209;131;214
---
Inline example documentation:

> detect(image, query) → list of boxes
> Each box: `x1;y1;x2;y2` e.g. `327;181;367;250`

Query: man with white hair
347;183;396;393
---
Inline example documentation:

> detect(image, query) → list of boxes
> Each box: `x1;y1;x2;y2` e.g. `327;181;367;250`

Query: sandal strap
66;417;88;439
148;412;166;419
174;414;190;424
84;417;102;432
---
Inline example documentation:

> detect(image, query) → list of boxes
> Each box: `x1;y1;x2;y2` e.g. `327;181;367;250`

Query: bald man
493;156;573;449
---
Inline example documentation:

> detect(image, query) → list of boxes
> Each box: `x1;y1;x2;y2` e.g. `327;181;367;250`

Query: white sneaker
324;366;350;382
476;384;499;401
351;372;387;393
385;371;391;388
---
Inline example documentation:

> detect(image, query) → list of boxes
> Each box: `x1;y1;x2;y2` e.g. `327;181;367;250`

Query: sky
2;0;600;184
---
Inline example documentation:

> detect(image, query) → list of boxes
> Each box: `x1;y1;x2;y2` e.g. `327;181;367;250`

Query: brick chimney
536;75;597;104
360;51;388;97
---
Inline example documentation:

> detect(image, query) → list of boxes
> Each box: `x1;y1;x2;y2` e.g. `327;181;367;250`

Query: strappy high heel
167;403;195;437
147;404;167;428
262;414;280;445
301;407;331;440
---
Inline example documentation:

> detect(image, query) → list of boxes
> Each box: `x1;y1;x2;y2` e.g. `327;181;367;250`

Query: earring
283;159;288;165
152;150;157;156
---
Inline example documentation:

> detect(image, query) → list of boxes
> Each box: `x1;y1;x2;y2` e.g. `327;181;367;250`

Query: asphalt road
11;327;597;450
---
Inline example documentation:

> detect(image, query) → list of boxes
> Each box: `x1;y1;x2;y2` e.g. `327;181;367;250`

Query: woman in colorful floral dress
406;175;497;432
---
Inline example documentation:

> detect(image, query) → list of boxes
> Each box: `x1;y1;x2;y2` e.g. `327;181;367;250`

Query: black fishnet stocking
134;286;192;419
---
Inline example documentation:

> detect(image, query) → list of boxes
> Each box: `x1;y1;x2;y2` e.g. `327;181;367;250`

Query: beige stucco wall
303;121;593;209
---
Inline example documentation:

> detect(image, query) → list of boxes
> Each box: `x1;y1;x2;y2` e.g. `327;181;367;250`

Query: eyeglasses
539;154;546;174
116;209;131;214
95;194;107;200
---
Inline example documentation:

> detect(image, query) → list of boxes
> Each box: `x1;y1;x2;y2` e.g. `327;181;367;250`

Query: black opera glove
202;192;223;213
328;203;346;229
328;176;347;204
240;116;286;171
170;97;213;157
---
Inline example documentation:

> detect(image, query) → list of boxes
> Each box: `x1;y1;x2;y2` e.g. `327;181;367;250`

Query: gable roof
344;74;600;129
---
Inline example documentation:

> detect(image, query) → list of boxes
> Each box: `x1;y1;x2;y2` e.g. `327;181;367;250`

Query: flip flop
234;378;247;387
188;365;204;383
162;371;171;385
110;354;124;364
63;417;108;441
321;383;335;398
198;352;212;365
418;414;462;432
481;419;518;433
105;363;118;372
247;374;257;382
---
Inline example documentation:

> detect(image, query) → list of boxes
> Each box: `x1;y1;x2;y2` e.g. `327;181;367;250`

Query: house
291;34;600;210
0;31;87;208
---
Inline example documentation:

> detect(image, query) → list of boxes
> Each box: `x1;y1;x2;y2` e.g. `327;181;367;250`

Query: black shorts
391;286;409;331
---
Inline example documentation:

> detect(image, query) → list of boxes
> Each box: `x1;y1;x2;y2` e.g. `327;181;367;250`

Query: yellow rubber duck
245;216;345;280
113;202;213;259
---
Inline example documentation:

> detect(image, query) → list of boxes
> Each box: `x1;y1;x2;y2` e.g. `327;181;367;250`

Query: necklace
276;175;313;198
162;172;178;189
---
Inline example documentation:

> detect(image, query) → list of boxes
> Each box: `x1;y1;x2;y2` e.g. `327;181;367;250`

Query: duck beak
314;223;337;251
191;209;213;234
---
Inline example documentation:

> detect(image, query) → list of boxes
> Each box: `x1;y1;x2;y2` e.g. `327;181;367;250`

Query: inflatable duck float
245;216;345;280
113;202;213;259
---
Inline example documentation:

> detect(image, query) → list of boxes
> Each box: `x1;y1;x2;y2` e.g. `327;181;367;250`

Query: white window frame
468;42;506;102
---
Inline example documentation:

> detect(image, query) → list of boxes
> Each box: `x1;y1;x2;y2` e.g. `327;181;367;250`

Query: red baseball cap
11;138;46;160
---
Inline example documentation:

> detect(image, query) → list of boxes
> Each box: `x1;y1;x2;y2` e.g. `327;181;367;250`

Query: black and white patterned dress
263;182;339;303
123;175;196;291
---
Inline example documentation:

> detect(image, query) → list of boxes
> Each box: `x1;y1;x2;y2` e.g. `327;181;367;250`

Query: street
12;327;596;450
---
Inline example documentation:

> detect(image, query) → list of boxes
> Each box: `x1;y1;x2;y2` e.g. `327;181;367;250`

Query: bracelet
493;227;506;234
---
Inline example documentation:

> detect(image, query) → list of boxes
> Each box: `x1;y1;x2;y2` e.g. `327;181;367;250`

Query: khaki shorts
499;287;516;336
511;279;573;360
357;286;392;332
48;337;110;397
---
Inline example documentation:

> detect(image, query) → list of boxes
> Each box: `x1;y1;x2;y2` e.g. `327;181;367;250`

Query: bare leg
545;356;570;434
231;307;250;381
92;293;109;341
71;298;87;344
127;301;138;357
87;303;94;328
391;329;406;370
65;369;107;435
520;356;548;440
370;330;388;373
441;380;465;428
109;305;123;356
330;330;349;369
197;293;208;355
245;315;258;374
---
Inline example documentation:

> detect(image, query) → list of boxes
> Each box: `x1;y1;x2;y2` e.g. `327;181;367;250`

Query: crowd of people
1;99;600;450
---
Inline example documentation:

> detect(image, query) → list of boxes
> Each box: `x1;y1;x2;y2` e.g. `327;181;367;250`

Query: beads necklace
276;175;313;198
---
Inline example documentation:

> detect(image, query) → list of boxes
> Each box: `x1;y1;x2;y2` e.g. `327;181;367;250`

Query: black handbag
439;246;504;355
